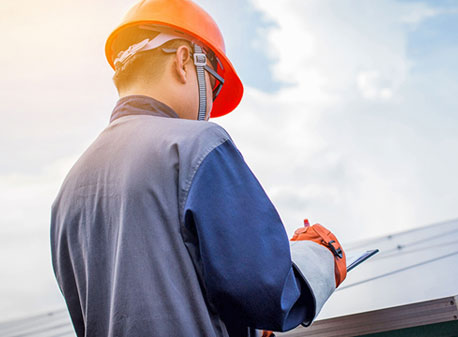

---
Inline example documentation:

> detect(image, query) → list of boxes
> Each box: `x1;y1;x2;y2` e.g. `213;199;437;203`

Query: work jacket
50;95;335;337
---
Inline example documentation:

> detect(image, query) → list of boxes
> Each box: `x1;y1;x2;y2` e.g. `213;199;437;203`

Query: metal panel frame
279;295;458;337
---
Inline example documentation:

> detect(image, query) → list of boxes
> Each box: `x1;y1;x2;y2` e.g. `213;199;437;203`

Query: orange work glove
261;220;346;336
290;219;347;287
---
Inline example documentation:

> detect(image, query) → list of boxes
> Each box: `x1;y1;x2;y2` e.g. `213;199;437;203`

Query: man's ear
174;45;192;84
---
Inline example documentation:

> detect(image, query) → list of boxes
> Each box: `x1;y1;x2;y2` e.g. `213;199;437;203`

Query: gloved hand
290;219;346;287
260;220;346;336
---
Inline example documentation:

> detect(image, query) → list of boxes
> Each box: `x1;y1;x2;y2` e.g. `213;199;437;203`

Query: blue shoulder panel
184;139;313;332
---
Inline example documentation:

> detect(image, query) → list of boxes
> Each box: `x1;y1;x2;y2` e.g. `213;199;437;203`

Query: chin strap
193;44;208;121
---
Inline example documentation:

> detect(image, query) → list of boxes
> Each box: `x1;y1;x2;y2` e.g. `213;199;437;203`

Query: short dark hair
111;27;192;91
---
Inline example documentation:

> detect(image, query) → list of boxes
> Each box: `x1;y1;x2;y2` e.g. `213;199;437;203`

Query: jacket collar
110;95;179;123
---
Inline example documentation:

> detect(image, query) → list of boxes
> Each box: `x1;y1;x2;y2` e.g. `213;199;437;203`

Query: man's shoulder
110;114;231;146
149;118;232;152
112;115;233;163
171;119;230;142
172;120;232;160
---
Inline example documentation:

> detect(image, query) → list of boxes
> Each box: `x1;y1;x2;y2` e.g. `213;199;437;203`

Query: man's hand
290;220;347;287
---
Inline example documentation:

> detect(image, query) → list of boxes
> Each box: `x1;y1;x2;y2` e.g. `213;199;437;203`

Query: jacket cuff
290;240;336;324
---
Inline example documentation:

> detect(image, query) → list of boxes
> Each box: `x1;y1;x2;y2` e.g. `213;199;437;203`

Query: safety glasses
203;51;224;100
162;47;224;101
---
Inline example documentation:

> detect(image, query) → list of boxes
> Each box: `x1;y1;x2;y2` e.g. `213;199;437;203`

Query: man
50;0;347;336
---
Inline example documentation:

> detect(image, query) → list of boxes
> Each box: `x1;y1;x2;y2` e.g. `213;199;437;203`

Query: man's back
51;95;340;337
51;0;345;334
51;96;230;337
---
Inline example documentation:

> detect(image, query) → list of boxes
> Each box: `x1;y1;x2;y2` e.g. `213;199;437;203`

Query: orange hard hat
105;0;244;118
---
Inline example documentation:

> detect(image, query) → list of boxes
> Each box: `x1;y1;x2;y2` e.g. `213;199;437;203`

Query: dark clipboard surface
346;249;379;272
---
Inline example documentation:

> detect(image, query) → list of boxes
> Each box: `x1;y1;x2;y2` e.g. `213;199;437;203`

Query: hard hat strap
193;44;207;121
114;33;190;69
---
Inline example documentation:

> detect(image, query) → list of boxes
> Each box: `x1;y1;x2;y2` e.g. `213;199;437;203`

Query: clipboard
346;249;379;272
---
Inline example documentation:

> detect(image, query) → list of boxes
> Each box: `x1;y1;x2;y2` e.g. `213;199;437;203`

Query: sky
1;0;458;323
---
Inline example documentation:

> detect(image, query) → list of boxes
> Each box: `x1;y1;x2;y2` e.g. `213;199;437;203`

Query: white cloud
219;0;458;242
250;0;414;103
357;70;394;100
0;156;76;321
0;156;75;227
400;6;440;24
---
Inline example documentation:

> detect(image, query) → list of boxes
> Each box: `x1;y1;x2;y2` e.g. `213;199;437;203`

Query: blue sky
196;0;284;92
1;0;457;323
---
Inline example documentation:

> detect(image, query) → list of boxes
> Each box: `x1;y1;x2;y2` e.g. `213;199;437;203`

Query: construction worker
50;0;347;336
